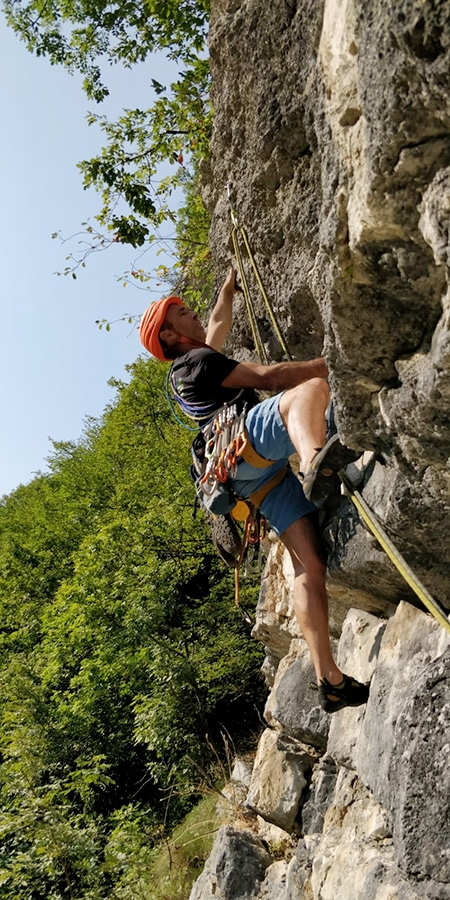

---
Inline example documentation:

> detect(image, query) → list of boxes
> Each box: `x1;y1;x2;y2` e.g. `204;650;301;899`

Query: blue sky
1;21;179;496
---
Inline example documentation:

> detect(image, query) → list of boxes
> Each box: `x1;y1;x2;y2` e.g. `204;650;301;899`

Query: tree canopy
0;10;259;891
0;359;265;898
3;0;210;100
3;0;214;303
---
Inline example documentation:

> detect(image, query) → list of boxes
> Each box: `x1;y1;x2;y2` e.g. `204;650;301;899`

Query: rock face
245;729;314;831
190;1;450;898
190;604;450;900
203;0;450;607
189;825;272;900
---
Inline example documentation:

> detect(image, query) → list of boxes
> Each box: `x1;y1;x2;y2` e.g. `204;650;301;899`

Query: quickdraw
201;403;248;496
234;508;267;622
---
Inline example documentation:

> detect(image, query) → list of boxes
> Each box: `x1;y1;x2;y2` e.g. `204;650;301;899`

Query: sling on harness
171;378;288;521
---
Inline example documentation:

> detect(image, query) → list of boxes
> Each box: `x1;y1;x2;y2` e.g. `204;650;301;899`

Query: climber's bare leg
280;514;342;686
279;378;329;473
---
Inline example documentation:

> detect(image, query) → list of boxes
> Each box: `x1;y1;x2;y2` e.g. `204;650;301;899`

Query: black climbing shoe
302;434;360;505
318;674;370;714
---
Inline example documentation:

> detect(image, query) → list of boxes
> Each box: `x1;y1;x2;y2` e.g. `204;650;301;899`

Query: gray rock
264;638;330;750
230;757;254;789
285;845;311;900
246;729;314;832
301;756;338;835
189;825;272;900
260;654;279;688
357;602;450;806
207;0;450;611
201;0;450;896
259;860;288;900
252;542;301;661
389;647;450;883
326;608;387;769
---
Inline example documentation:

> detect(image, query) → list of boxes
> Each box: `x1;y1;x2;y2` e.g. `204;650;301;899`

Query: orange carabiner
235;431;247;457
225;440;237;469
215;452;228;483
247;517;260;544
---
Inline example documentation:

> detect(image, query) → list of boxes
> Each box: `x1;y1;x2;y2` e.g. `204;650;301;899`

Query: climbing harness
190;400;287;525
227;182;292;363
191;402;249;516
187;393;288;613
340;470;450;636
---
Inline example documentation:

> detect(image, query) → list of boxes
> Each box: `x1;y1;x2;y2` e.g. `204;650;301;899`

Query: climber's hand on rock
221;266;242;296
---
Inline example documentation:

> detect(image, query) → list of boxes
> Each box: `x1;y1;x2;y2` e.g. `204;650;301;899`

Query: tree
3;0;210;101
3;0;214;295
0;358;265;898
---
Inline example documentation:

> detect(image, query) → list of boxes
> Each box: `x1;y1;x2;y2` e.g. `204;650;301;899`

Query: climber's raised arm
205;267;241;352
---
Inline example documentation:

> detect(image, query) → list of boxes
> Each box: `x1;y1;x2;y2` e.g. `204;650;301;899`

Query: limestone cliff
191;2;450;899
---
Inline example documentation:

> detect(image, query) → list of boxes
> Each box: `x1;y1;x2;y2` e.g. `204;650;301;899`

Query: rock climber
139;268;369;714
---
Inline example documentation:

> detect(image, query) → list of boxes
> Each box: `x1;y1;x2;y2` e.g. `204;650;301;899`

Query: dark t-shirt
171;346;259;421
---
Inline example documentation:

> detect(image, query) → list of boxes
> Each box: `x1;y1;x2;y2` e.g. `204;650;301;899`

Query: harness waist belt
240;428;275;468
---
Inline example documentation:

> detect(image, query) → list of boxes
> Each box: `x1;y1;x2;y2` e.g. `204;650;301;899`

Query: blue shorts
231;392;316;536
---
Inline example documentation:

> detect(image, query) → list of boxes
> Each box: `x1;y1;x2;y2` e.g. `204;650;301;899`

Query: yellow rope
340;472;450;635
231;226;268;364
238;227;292;361
227;182;292;363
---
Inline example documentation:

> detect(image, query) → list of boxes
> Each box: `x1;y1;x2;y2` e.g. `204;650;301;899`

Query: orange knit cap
139;296;183;360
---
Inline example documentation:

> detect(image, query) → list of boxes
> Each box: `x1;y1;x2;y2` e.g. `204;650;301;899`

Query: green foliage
170;169;214;309
4;0;214;318
145;793;219;900
0;359;264;898
0;6;248;895
3;0;210;101
77;56;212;249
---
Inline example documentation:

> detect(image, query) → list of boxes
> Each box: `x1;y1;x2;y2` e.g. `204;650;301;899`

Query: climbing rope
227;182;292;364
340;470;450;635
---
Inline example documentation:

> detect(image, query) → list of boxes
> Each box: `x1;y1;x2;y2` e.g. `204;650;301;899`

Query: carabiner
235;431;247;457
247;517;260;544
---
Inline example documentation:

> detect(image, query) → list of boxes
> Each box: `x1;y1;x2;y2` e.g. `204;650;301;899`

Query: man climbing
139;268;369;714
